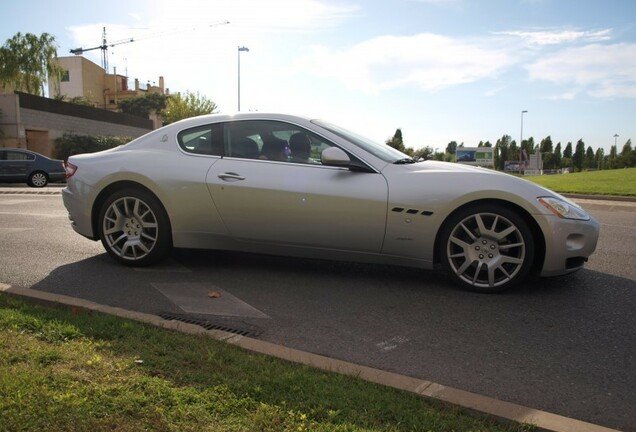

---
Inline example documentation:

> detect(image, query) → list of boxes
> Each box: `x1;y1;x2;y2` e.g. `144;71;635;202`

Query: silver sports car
62;113;600;293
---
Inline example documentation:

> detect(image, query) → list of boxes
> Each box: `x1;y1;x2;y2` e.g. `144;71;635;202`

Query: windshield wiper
393;157;417;165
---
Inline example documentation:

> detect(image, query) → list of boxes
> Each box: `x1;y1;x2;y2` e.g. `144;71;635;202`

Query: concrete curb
0;283;620;432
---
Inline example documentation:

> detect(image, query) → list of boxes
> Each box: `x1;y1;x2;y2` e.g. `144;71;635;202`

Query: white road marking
0;228;31;234
376;336;410;352
0;199;43;205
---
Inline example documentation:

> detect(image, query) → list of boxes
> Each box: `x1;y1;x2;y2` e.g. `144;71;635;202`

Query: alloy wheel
102;196;159;261
446;211;526;289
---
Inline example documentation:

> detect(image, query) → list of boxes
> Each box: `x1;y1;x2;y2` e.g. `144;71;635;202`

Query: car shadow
28;247;635;314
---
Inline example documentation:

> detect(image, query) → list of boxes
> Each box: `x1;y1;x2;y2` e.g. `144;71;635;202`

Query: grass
523;167;636;196
0;292;534;432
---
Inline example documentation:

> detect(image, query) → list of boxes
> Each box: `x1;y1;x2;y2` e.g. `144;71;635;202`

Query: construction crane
69;27;133;73
69;21;230;73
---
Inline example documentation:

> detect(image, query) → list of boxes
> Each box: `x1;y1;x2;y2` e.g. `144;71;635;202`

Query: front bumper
539;213;600;277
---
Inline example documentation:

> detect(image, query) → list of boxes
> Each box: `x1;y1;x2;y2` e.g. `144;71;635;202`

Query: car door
206;120;388;253
0;150;34;181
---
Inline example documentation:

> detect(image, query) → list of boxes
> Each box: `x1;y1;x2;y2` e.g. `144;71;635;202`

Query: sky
1;0;635;153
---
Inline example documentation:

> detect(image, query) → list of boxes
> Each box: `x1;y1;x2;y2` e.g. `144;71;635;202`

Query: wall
0;92;153;156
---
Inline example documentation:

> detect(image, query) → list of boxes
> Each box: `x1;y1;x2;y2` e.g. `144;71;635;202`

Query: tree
608;145;618;169
509;140;518;163
572;139;586;171
620;139;633;157
162;91;218;125
554;143;562;168
118;92;168;118
0;32;62;95
540;136;553;153
563;142;573;159
584;146;595;169
539;136;555;169
412;146;434;160
495;134;512;171
521;136;535;156
54;94;94;106
386;128;405;152
445;141;458;155
594;148;605;170
618;139;635;168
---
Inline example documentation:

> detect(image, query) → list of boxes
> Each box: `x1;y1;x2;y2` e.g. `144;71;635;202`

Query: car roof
167;112;313;130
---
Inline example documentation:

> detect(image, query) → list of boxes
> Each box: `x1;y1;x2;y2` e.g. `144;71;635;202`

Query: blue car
0;148;66;187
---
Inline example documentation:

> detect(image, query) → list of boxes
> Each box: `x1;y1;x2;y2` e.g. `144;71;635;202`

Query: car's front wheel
439;204;535;293
28;171;48;187
98;189;172;266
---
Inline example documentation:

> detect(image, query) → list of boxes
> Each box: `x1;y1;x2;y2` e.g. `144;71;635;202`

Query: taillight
65;161;78;179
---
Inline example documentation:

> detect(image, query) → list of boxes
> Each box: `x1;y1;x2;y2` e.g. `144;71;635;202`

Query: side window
6;151;34;161
177;123;223;156
226;120;335;165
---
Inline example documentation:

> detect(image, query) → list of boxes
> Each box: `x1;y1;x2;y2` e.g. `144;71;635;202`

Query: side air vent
391;207;434;216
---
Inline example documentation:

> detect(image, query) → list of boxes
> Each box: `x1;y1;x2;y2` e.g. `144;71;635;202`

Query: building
48;56;168;115
0;92;153;158
0;56;166;158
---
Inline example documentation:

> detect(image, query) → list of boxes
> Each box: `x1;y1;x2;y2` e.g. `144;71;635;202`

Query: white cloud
65;0;360;110
297;33;512;93
526;43;636;98
495;28;612;46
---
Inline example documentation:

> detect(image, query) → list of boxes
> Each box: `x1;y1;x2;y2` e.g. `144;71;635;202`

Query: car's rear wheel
439;204;535;293
28;171;48;187
98;189;172;266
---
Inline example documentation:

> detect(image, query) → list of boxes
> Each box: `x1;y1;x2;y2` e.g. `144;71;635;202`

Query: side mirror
321;147;350;167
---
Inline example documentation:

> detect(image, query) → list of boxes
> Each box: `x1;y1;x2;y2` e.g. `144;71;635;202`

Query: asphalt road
0;186;634;431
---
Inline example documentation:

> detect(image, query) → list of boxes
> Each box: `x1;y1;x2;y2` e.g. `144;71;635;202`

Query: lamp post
613;133;619;148
237;46;249;111
519;110;528;174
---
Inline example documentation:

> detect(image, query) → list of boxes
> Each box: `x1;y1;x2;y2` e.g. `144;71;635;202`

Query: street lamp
613;133;619;148
237;46;249;111
520;110;528;173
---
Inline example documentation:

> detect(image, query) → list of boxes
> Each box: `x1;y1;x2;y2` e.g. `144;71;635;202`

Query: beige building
48;56;168;113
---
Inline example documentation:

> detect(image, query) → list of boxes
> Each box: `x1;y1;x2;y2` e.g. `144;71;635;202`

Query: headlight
538;197;590;220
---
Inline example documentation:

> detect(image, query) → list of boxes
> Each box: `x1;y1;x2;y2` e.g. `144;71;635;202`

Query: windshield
311;119;411;163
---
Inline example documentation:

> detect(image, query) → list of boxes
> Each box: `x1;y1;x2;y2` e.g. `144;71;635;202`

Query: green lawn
523;167;636;196
0;293;532;431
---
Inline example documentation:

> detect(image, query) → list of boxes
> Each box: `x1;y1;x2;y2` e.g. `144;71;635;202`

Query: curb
0;283;620;432
562;193;636;203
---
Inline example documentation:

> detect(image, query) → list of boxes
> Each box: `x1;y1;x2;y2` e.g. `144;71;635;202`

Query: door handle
218;172;245;181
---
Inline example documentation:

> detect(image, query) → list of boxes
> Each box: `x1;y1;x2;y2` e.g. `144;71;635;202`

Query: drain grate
159;312;262;337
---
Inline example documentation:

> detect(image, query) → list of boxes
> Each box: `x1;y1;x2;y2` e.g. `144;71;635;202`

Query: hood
389;160;576;208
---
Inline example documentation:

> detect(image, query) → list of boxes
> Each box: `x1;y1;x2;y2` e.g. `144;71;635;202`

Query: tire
28;171;48;188
98;189;172;266
439;204;535;293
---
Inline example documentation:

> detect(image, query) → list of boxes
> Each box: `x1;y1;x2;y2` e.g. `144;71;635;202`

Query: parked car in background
0;148;66;187
62;113;600;293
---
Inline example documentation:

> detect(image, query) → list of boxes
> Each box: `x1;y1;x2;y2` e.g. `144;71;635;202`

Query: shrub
54;133;131;161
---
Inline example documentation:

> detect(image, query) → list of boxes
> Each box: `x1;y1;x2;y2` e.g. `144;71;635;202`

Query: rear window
177;123;223;156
